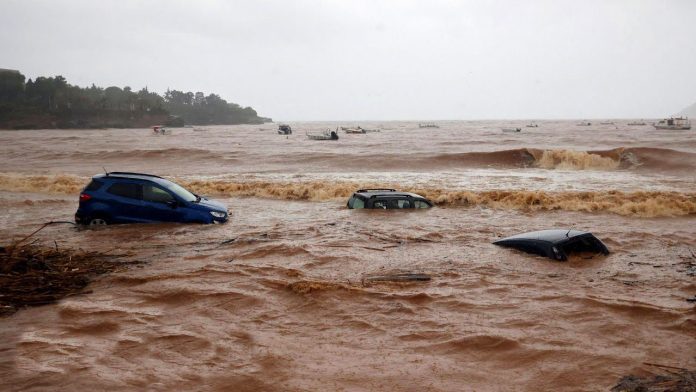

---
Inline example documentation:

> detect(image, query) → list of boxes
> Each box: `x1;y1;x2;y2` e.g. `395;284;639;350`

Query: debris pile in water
287;280;350;294
0;244;131;316
362;272;431;285
612;367;696;392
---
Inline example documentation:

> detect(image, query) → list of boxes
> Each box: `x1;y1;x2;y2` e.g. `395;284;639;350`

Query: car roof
494;229;591;245
353;189;427;199
93;172;172;186
492;229;609;261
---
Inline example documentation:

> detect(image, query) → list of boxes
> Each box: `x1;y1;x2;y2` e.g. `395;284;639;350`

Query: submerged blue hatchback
75;172;229;225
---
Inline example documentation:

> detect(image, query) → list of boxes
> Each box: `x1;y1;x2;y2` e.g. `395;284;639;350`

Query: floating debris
0;244;136;316
612;366;696;392
362;273;431;284
287;280;349;294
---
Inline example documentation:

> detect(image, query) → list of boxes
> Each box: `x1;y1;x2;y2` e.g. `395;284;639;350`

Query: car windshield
348;196;365;209
163;181;197;202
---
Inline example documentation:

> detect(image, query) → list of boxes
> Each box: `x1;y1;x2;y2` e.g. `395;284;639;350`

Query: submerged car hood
190;197;227;212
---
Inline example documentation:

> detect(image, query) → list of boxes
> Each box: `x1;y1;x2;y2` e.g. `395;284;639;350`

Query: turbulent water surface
0;121;695;391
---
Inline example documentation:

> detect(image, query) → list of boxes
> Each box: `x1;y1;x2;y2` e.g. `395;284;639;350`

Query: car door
141;183;186;222
105;182;144;222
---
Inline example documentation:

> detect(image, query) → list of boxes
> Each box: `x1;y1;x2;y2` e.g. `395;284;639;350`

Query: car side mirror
166;200;178;209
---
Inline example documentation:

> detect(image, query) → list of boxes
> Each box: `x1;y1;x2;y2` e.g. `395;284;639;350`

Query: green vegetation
163;89;267;125
0;69;270;129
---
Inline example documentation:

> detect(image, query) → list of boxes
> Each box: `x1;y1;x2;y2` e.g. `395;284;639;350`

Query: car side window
414;200;431;209
143;184;175;203
389;199;411;209
107;183;142;199
372;199;388;209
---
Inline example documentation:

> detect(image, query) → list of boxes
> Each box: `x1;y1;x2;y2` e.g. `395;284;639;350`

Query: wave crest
1;173;693;217
527;149;621;170
430;147;695;171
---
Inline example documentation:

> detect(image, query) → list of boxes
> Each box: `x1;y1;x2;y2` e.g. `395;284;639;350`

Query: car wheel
87;215;109;226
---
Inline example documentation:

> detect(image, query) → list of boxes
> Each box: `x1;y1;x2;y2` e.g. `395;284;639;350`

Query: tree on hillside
0;70;267;128
0;70;25;103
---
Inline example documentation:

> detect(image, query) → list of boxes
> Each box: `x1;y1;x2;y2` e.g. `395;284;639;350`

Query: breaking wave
434;147;696;171
527;149;620;170
286;147;696;172
0;173;84;194
1;173;694;217
18;146;696;172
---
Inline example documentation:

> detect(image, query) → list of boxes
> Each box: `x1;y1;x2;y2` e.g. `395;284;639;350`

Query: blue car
75;172;229;225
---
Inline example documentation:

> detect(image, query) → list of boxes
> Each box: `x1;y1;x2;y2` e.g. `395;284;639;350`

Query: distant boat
278;124;292;135
342;126;381;133
525;122;539;128
502;127;521;133
576;121;592;126
342;126;366;134
600;121;615;125
653;117;691;130
306;129;339;140
151;125;168;135
627;120;646;126
418;123;439;128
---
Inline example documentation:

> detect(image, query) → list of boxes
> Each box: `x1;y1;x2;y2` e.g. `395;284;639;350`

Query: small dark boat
342;126;366;134
151;125;168;135
418;123;440;128
278;124;292;135
306;129;339;140
627;120;646;126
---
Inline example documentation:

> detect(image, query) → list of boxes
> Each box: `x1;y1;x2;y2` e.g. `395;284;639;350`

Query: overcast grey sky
1;0;695;121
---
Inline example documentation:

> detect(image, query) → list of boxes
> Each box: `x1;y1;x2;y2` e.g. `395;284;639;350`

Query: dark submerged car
347;189;433;209
75;172;229;225
493;229;609;261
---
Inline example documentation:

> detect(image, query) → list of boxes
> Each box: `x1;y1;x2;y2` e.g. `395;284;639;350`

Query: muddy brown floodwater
0;121;695;391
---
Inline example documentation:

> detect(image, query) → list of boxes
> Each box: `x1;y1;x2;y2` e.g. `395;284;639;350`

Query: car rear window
107;183;142;200
84;180;103;191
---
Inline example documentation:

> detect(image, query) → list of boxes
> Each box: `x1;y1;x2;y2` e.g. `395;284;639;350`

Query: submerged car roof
494;229;593;245
493;229;610;261
93;172;173;186
354;189;427;198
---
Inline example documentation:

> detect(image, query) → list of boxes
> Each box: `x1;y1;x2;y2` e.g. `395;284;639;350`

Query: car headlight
210;211;226;218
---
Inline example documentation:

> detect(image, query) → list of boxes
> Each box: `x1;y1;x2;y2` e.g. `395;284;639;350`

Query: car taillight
79;193;92;202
